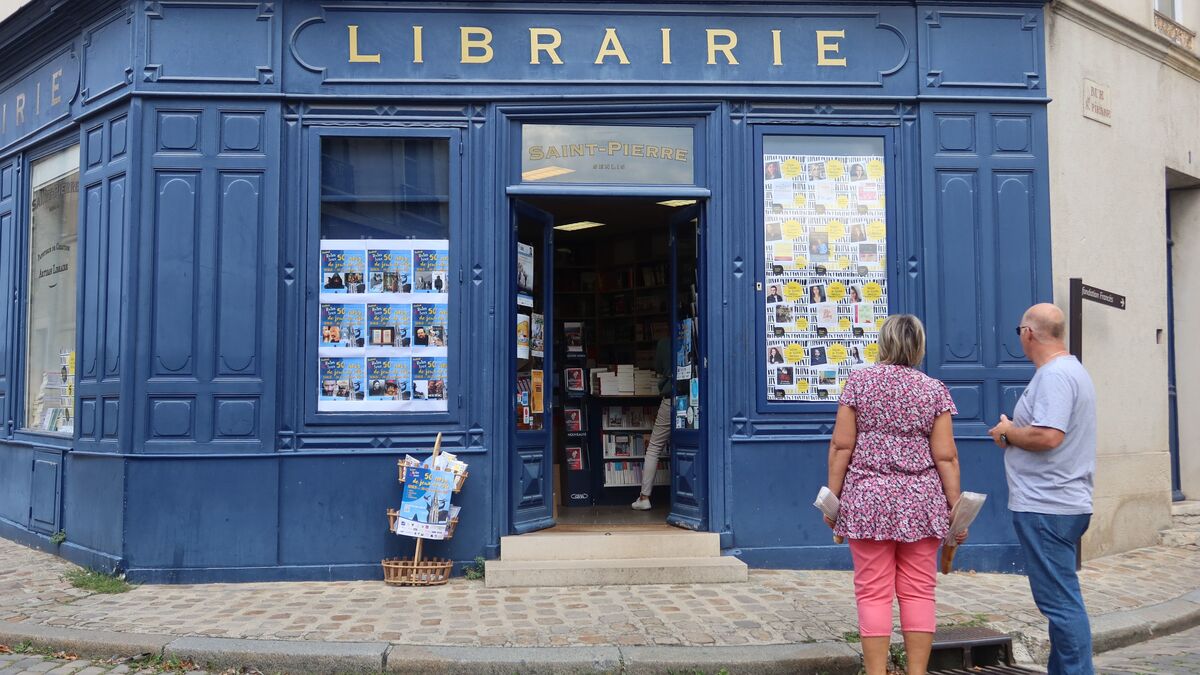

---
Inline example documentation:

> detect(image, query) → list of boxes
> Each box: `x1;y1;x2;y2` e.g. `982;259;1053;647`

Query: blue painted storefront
0;0;1051;582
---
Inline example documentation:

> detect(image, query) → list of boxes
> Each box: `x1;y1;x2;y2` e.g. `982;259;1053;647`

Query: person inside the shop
632;335;674;511
825;314;967;675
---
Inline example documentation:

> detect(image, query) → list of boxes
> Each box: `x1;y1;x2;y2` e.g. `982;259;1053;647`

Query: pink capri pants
848;537;941;637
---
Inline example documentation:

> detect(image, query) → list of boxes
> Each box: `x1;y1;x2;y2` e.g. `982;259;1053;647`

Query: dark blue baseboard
0;518;123;573
731;543;1028;575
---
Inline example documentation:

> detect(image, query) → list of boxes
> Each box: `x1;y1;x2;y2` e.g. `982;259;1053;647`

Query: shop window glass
25;145;80;433
761;135;888;403
318;137;451;413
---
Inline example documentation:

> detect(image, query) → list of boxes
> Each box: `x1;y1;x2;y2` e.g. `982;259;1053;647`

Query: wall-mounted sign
1082;79;1112;126
522;124;694;184
0;47;78;152
289;7;912;89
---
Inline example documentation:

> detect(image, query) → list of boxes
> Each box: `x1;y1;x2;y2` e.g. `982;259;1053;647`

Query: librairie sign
291;8;910;86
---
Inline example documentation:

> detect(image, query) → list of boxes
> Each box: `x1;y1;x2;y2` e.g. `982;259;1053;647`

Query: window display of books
31;349;75;434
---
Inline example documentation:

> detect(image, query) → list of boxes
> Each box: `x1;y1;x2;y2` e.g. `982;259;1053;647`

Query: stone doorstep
484;556;750;588
1170;501;1200;517
499;530;721;561
1158;529;1200;547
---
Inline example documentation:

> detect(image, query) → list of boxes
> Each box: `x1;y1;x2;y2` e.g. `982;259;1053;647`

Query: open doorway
511;196;704;530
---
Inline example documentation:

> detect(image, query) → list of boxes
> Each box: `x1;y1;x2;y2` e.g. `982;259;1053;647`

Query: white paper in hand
814;486;841;521
944;491;987;544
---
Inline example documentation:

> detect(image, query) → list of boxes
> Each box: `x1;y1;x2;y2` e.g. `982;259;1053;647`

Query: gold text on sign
346;25;848;68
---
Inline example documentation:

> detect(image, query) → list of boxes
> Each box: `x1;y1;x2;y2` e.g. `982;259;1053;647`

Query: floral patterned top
834;364;956;542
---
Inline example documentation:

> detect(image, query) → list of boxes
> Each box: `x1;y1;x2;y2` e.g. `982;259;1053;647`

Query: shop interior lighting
554;221;607;232
656;199;697;207
521;166;576;181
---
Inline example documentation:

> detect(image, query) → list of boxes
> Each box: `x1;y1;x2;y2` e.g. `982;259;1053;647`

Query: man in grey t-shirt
989;303;1096;675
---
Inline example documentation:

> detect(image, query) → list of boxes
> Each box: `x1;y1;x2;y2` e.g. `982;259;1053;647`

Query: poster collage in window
762;145;888;402
318;239;449;412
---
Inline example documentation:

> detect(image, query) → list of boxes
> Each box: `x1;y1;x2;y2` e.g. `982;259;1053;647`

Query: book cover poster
321;249;366;294
530;313;545;358
566;446;585;471
412;303;449;349
414;249;450;293
564;321;584;354
367;249;412;293
761;152;888;402
366;356;411;401
516;313;531;359
366;303;411;348
565;367;585;392
396;466;456;539
319;357;365;402
530;369;544;414
320;303;366;348
517;242;535;292
564;407;583;432
412;356;448;402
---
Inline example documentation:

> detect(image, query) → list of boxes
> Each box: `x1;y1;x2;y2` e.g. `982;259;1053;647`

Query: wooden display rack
381;433;464;586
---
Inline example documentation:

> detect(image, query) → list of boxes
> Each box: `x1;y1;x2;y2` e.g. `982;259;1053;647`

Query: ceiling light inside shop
522;166;576;181
554;221;606;232
656;199;697;207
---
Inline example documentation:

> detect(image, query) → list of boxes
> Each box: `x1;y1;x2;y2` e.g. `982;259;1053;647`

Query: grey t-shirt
1007;355;1096;515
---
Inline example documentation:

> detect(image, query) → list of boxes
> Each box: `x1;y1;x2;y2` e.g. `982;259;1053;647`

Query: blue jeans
1012;511;1094;675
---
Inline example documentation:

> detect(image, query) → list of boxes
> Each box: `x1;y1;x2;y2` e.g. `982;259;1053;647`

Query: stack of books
604;460;669;488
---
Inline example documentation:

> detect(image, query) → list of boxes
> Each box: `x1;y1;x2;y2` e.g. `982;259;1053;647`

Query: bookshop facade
0;0;1053;581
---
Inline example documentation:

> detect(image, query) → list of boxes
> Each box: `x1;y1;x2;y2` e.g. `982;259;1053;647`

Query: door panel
510;201;556;533
668;206;706;530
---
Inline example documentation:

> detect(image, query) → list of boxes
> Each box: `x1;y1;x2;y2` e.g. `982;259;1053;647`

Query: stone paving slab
1;537;1198;670
1095;624;1200;674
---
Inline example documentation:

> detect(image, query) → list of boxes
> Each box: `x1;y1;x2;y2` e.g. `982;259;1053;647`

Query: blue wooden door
510;201;556;533
667;206;707;530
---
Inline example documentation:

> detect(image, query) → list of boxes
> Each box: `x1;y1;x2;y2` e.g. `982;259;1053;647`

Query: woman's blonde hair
877;314;926;367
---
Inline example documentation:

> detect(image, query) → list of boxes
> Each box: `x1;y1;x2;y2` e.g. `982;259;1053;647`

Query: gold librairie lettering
347;24;848;68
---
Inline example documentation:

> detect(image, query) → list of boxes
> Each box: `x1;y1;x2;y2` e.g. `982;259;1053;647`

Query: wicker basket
386;509;458;539
381;556;454;586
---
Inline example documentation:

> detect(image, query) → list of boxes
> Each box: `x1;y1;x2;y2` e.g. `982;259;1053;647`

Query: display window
316;136;451;413
24;145;80;434
759;135;889;403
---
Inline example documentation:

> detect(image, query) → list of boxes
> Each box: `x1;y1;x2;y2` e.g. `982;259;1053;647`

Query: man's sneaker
631;498;651;511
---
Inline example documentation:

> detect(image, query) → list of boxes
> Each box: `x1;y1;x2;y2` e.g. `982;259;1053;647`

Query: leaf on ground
51;651;79;660
0;644;12;654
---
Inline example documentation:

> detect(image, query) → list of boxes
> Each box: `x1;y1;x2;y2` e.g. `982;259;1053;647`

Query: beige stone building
1045;0;1200;557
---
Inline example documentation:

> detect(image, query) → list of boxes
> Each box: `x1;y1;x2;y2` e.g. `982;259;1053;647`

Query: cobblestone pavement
1094;624;1200;674
1;539;1197;659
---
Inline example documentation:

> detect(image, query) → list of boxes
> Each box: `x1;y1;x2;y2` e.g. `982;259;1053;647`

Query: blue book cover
320;303;366;347
321;249;366;294
366;356;411;401
396;466;456;539
366;303;411;347
414;249;450;294
319;357;365;401
412;356;448;401
412;302;449;348
367;249;413;294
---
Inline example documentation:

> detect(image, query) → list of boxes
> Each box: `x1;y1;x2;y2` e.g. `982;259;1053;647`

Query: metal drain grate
928;625;1030;673
926;662;1041;667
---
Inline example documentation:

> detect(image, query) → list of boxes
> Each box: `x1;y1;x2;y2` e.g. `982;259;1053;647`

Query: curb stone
0;588;1197;675
164;636;388;674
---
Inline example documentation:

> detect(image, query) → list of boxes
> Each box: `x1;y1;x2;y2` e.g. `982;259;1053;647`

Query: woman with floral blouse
826;314;966;675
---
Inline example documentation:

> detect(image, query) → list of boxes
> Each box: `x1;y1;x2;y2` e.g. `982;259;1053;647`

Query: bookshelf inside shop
556;229;671;506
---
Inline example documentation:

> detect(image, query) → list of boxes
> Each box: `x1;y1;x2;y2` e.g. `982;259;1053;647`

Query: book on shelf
603;431;656;459
601;404;660;430
603;459;669;488
564;407;584;432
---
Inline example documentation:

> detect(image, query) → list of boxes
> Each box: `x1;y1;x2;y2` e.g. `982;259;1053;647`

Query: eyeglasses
1015;325;1030;337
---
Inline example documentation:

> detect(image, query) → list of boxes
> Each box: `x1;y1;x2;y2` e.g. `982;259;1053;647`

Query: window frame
302;125;464;429
12;133;82;447
1156;0;1183;22
752;124;900;416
